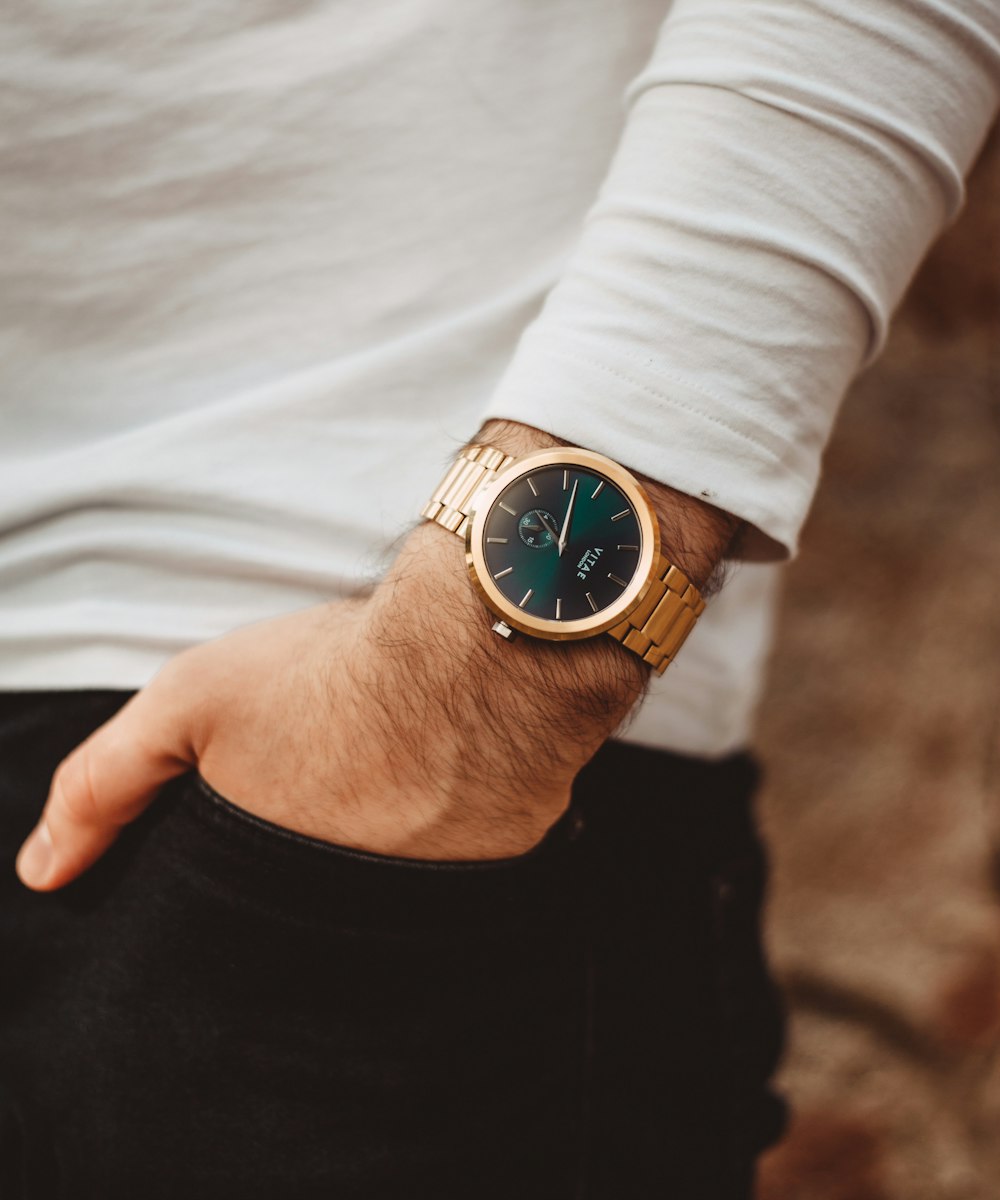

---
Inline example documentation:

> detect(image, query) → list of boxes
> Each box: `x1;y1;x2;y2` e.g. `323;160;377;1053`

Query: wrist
367;516;647;784
474;418;742;594
364;420;742;798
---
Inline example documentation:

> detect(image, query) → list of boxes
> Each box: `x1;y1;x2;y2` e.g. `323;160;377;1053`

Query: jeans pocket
188;769;563;869
158;769;579;938
2;694;591;1197
17;781;590;1198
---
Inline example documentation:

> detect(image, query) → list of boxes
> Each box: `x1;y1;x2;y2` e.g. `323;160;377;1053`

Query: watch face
467;449;658;640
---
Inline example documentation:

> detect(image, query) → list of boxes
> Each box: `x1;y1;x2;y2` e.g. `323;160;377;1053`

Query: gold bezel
465;447;660;642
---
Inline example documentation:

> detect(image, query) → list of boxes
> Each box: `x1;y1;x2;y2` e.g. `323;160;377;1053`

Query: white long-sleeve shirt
1;1;997;755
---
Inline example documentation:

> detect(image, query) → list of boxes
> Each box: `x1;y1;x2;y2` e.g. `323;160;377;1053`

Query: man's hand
13;530;635;891
16;419;741;891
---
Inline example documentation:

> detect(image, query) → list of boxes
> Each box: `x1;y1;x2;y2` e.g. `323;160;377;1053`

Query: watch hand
537;512;560;541
557;479;578;558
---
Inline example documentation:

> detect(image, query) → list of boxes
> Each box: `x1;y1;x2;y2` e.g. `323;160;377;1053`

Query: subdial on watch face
518;509;559;549
481;466;643;622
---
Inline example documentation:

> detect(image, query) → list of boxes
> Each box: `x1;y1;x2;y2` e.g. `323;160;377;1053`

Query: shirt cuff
481;334;820;560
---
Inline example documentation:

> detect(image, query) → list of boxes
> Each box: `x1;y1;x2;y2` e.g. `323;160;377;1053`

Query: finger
16;681;196;891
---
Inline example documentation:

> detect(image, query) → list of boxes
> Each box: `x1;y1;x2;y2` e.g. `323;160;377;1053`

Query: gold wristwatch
421;443;705;675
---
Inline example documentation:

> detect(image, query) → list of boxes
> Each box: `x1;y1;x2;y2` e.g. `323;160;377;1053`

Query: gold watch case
464;446;661;642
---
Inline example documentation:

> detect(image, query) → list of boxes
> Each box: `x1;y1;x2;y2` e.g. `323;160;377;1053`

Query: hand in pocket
16;523;643;891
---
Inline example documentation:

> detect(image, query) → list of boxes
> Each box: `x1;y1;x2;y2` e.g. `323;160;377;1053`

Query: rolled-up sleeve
480;0;1000;558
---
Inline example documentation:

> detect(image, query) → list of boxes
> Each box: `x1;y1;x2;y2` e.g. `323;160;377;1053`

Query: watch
420;442;705;675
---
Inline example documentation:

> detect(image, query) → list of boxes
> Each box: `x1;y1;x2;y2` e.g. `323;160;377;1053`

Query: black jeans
0;691;787;1199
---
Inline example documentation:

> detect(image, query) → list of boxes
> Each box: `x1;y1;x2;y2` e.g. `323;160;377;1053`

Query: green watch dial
481;465;643;621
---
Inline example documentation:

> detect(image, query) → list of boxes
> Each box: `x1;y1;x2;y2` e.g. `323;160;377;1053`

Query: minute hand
557;478;579;558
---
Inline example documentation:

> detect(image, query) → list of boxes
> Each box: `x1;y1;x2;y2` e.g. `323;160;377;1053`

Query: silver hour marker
585;592;598;613
493;566;514;579
608;572;628;588
590;480;605;500
555;597;562;619
611;508;630;522
526;476;538;497
499;501;517;516
486;536;509;544
518;588;534;608
563;469;569;490
617;543;639;551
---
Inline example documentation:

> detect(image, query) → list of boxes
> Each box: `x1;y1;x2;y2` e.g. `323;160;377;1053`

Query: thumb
16;681;196;891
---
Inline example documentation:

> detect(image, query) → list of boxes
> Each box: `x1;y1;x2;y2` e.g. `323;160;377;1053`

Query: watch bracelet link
420;443;704;676
605;558;705;675
419;443;516;539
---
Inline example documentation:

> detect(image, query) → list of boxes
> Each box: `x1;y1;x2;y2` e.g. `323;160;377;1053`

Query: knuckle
152;647;206;708
150;652;193;699
53;750;103;828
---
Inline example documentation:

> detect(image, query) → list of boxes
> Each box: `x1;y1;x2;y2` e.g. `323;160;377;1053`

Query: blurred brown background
755;124;1000;1199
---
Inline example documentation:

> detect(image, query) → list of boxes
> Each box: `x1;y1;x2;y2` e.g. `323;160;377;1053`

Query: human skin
15;418;741;891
